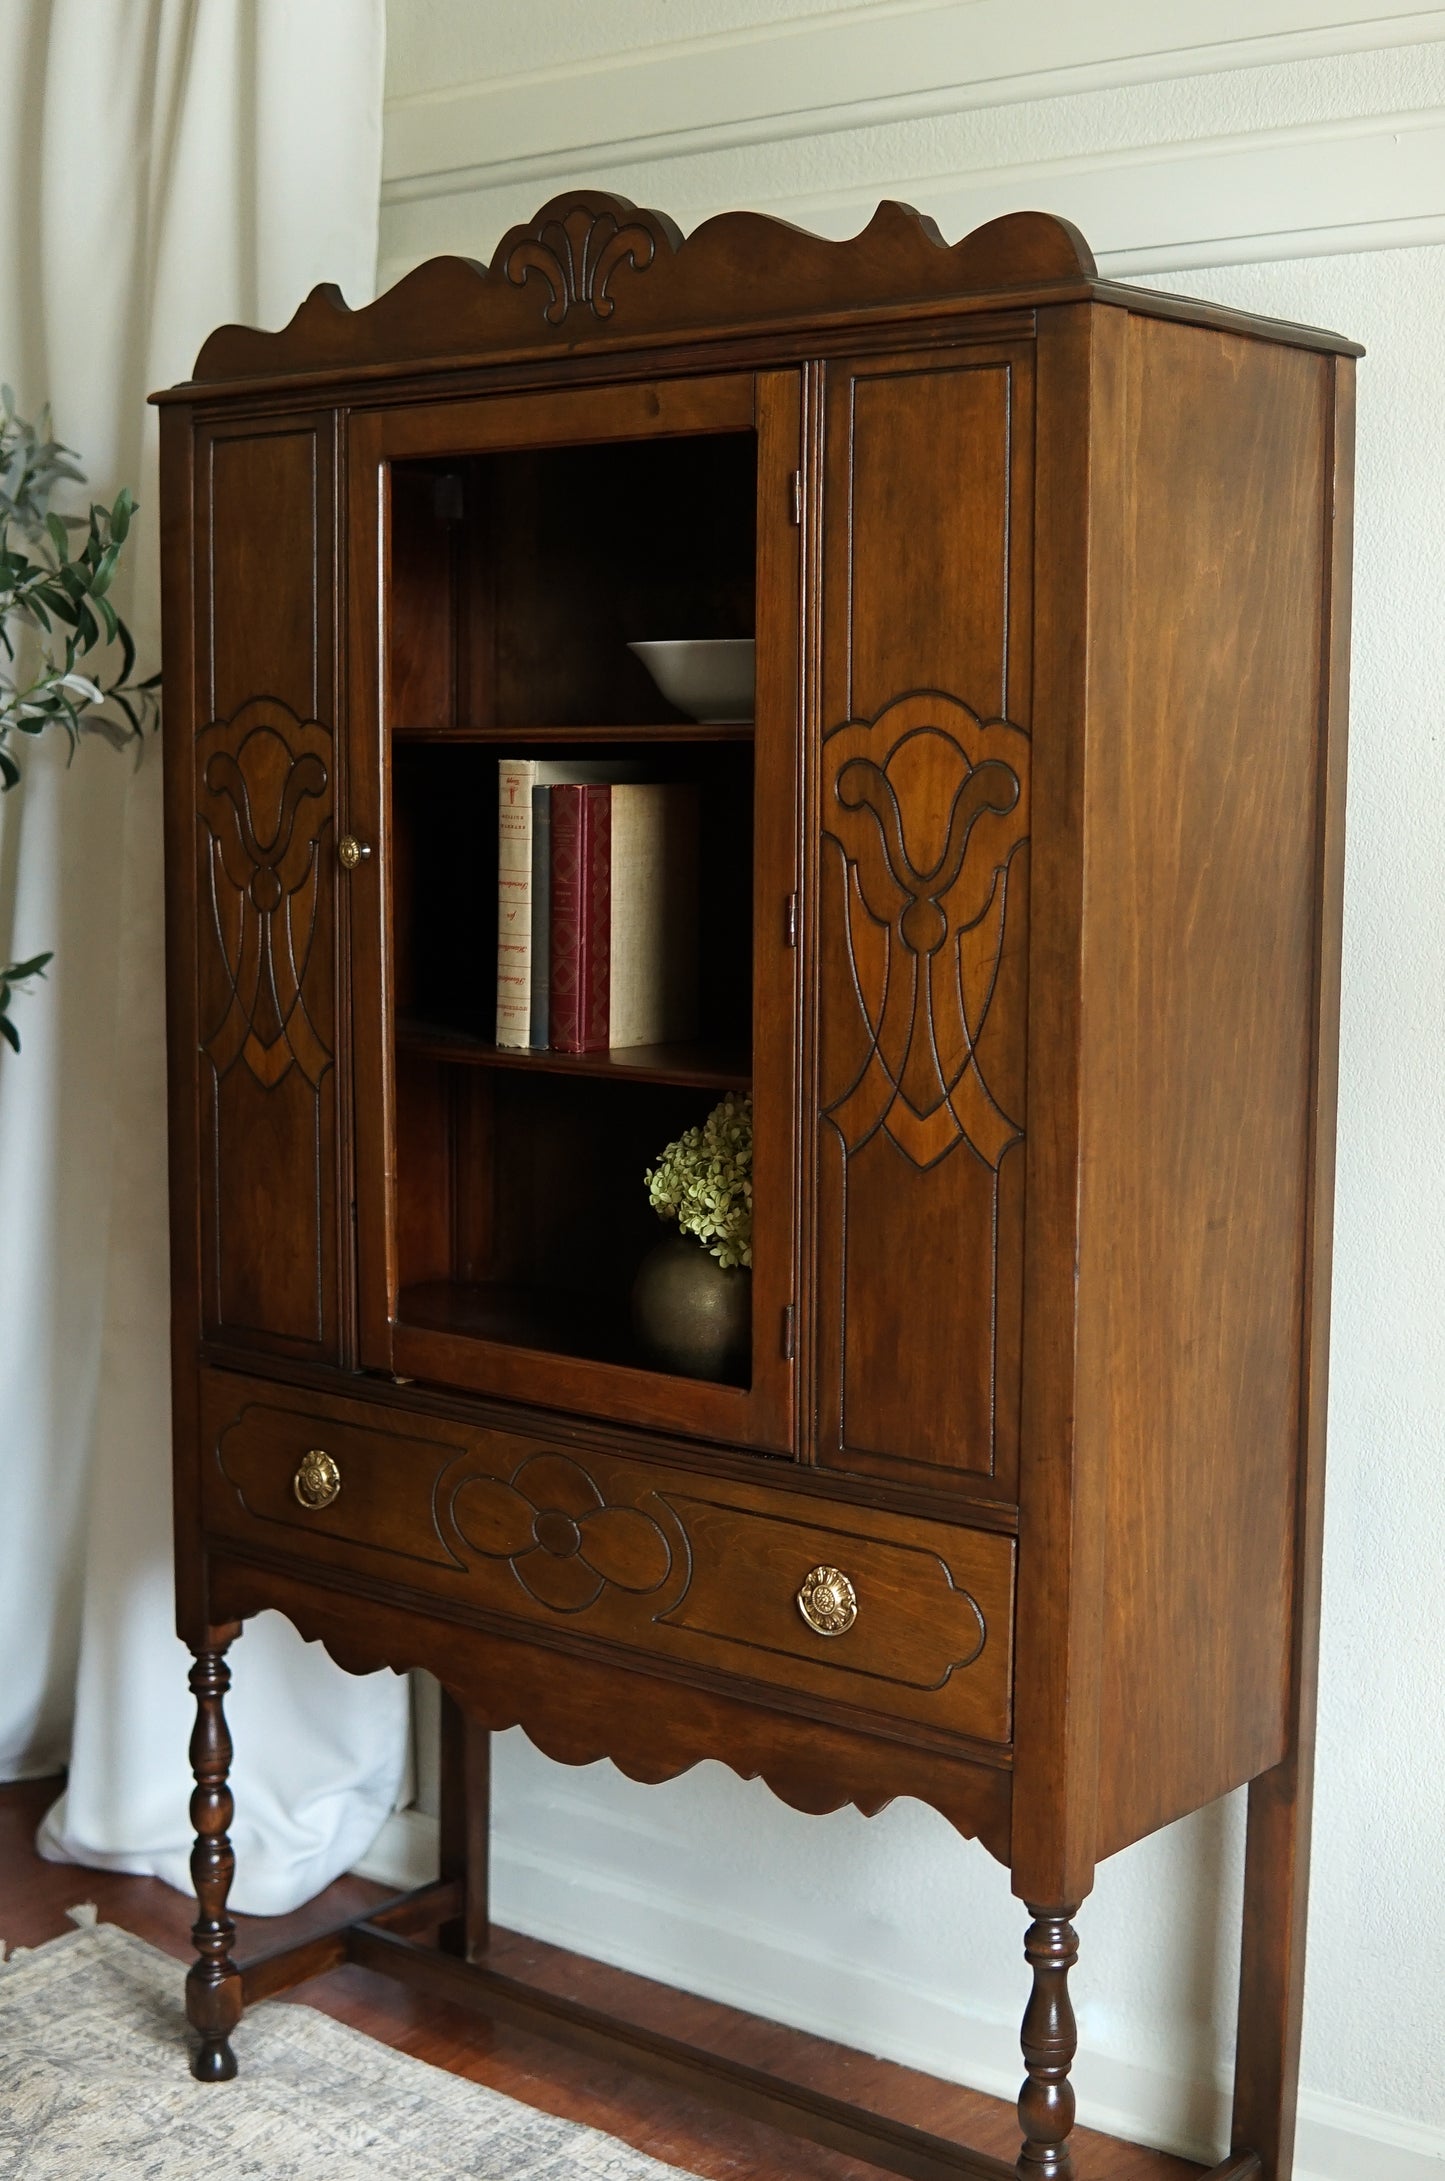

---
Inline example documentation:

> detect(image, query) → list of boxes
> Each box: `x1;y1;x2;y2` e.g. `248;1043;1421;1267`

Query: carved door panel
814;346;1034;1491
192;415;346;1360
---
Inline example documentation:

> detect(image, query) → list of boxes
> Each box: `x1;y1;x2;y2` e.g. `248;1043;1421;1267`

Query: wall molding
379;102;1445;287
355;1805;1445;2181
383;3;1445;203
771;105;1445;272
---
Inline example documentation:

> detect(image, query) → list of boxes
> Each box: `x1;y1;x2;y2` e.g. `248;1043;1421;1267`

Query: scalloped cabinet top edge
152;194;1360;400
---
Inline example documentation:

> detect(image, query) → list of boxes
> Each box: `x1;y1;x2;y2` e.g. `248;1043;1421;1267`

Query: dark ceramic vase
631;1232;750;1381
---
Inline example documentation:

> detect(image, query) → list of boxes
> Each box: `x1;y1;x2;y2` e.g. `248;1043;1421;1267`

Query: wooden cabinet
159;196;1356;2181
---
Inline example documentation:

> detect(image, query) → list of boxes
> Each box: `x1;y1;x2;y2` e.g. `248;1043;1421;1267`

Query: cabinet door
189;414;347;1361
345;372;800;1451
814;346;1034;1490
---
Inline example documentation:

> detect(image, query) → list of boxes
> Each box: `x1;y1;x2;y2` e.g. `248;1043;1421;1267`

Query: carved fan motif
823;692;1029;1173
450;1450;685;1615
501;201;667;326
197;697;332;1091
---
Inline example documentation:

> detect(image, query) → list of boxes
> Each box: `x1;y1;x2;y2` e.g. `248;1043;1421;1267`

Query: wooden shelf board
391;720;755;745
397;1018;751;1091
396;1278;748;1390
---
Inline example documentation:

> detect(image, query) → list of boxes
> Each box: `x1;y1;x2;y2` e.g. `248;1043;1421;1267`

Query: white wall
368;12;1445;2175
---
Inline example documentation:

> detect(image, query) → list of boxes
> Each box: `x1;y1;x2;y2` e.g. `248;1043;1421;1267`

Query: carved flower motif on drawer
449;1452;679;1614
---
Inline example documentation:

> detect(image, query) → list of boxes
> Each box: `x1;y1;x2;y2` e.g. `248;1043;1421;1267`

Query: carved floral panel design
449;1450;688;1615
822;691;1029;1174
501;202;664;326
197;697;333;1093
194;695;337;1352
815;689;1031;1481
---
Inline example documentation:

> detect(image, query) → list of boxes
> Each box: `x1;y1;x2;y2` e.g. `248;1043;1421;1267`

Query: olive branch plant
0;391;159;1049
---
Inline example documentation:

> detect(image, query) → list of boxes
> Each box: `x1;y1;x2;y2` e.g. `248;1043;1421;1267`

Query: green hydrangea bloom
645;1092;753;1269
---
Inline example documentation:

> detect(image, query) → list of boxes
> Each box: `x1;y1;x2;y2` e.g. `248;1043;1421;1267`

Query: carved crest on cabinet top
823;692;1029;1174
501;200;669;326
185;201;1099;383
196;697;332;1093
448;1450;689;1615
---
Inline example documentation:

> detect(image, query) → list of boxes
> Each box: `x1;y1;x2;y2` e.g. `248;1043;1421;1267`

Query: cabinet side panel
1084;318;1332;1853
193;419;342;1359
816;348;1033;1487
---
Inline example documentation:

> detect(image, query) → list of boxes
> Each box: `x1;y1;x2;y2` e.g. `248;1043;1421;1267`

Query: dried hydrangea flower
645;1092;753;1268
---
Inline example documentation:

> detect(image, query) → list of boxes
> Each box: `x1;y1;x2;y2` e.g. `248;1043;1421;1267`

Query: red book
548;784;611;1051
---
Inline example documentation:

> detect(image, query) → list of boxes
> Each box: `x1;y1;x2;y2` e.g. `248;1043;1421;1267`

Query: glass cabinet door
345;371;802;1454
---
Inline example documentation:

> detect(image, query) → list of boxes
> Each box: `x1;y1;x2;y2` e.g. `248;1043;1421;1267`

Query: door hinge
783;892;798;947
781;1304;796;1361
789;469;802;526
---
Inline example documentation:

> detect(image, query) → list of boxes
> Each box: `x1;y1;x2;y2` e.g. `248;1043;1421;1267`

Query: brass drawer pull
337;834;371;870
293;1448;341;1510
797;1564;857;1637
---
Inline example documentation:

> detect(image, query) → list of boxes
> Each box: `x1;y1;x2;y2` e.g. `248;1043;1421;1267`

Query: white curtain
0;0;410;1915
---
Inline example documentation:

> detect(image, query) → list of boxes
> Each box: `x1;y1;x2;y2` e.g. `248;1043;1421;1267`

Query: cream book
494;757;642;1048
608;782;700;1048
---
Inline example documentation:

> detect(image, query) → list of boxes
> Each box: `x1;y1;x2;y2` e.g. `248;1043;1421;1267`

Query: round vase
631;1233;750;1381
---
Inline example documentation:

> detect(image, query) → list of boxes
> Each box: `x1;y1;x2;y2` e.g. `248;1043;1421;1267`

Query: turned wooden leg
438;1691;491;1961
1017;1905;1081;2178
186;1638;242;2080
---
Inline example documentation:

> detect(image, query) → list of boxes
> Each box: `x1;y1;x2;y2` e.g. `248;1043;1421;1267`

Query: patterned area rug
0;1920;702;2179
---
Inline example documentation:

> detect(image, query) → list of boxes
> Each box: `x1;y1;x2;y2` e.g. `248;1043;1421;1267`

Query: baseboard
352;1806;441;1893
353;1808;1444;2180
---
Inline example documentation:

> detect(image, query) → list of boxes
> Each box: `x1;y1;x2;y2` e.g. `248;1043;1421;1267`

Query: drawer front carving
201;1372;1014;1746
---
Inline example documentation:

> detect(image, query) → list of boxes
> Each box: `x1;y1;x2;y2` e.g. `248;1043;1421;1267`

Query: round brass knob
337;834;370;870
797;1564;857;1637
293;1448;341;1510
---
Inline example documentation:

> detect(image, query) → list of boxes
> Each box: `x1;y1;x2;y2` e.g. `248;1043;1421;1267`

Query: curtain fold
0;0;409;1915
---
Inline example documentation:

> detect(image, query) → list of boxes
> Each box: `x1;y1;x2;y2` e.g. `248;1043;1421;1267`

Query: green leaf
0;1014;19;1053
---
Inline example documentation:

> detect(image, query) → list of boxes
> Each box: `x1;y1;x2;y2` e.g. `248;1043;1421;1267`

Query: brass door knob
797;1564;857;1636
337;834;371;870
293;1448;341;1509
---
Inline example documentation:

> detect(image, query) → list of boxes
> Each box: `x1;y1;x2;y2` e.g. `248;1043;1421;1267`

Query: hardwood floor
1;1777;1203;2179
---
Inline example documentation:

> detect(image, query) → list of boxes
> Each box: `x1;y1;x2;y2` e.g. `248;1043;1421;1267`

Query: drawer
200;1371;1015;1747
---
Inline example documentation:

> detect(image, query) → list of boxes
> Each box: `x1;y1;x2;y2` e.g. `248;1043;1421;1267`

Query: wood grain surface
158;195;1355;2177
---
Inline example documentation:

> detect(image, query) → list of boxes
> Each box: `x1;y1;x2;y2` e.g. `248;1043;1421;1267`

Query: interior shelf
396;1279;745;1386
385;424;759;1400
391;721;755;745
397;1018;750;1092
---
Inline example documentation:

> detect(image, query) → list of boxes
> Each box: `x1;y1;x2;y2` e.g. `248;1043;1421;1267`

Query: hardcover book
548;782;699;1053
494;758;643;1047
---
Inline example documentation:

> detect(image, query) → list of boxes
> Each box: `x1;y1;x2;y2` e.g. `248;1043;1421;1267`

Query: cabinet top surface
154;193;1361;404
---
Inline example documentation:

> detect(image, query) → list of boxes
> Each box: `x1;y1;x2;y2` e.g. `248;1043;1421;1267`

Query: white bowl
628;638;755;724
